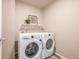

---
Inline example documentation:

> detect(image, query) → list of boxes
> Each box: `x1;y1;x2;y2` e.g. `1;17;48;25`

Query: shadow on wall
9;45;15;59
44;0;56;9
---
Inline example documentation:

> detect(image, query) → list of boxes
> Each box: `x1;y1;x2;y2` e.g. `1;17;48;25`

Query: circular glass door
25;42;39;58
46;39;53;50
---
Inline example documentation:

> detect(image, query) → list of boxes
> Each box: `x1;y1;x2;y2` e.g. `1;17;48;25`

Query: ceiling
17;0;55;8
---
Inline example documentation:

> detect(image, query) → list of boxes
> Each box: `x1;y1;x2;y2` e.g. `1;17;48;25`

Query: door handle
0;38;5;41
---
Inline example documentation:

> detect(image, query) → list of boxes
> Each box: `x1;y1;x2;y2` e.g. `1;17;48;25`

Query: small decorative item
25;19;30;24
28;15;38;24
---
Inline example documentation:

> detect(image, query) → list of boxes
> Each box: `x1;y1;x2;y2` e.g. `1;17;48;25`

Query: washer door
25;42;39;58
23;40;42;59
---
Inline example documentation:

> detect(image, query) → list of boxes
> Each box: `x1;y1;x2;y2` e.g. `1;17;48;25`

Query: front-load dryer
41;33;55;59
18;33;42;59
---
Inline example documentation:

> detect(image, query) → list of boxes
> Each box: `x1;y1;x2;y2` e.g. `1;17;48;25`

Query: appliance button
31;36;34;38
48;34;51;36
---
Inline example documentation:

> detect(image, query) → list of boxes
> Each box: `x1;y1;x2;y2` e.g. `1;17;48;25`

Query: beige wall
43;0;79;59
15;0;43;35
2;0;15;59
0;0;2;37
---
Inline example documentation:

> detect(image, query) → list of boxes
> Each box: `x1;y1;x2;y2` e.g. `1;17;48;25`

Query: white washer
41;33;55;59
18;33;42;59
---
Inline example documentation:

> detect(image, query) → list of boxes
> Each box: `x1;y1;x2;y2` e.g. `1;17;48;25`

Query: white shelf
20;24;44;33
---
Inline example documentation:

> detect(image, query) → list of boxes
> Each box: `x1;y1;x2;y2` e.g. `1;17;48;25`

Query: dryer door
45;38;55;52
23;40;42;59
46;38;53;50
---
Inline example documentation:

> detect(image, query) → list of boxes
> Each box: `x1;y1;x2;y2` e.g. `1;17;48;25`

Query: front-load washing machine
41;33;55;59
18;33;42;59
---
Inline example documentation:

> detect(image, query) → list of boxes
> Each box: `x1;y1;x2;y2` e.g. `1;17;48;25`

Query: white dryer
18;33;42;59
41;33;55;59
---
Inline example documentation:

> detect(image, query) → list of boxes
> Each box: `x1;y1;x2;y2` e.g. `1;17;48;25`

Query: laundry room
1;0;79;59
